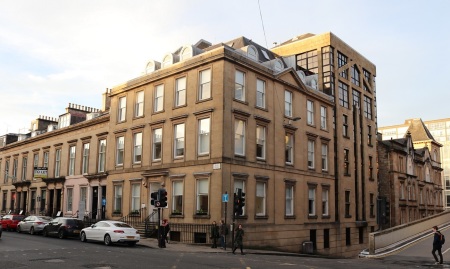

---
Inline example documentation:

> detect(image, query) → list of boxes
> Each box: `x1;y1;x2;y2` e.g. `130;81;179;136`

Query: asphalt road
0;229;443;269
378;227;450;267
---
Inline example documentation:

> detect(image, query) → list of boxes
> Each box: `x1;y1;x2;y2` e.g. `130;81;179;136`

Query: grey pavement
137;237;313;257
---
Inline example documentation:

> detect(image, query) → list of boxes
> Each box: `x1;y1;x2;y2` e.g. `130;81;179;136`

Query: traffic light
150;191;159;206
158;188;168;208
234;193;240;215
239;190;245;209
234;188;245;216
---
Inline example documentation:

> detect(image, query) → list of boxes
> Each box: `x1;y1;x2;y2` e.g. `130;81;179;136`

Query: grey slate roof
405;119;435;141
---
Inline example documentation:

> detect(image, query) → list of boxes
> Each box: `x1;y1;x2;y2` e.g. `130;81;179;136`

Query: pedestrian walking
210;221;220;248
232;224;245;255
219;220;228;249
164;219;170;244
432;225;444;264
159;219;170;248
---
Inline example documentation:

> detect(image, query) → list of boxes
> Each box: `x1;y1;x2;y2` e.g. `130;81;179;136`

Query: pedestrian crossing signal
151;191;158;206
158;188;168;207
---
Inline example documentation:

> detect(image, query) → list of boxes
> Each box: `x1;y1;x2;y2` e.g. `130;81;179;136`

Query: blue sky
1;0;449;134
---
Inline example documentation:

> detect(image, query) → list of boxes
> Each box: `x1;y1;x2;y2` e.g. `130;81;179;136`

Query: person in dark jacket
232;224;245;255
210;221;220;248
159;219;170;248
219;220;228;249
432;226;443;264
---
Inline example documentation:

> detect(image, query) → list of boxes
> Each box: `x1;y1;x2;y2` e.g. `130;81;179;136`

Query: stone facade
0;32;378;257
379;118;450;209
377;121;444;229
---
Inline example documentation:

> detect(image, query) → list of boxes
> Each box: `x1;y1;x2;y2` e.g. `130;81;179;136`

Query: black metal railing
119;208;147;227
143;211;158;238
167;223;212;244
82;209;107;227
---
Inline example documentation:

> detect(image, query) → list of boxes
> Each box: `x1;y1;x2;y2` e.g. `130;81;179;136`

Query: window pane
256;125;265;159
176;77;186;107
174;124;185;157
153;128;162;160
234;120;245;155
134;133;142;163
235;70;245;101
116;137;124;165
198;118;210;154
256;79;265;108
199;69;211;100
135;91;144;117
154;85;164;112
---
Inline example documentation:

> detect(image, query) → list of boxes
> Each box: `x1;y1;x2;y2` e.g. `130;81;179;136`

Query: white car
17;216;53;235
80;220;140;246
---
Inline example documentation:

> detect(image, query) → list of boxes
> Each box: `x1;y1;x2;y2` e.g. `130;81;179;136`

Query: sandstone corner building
0;32;377;257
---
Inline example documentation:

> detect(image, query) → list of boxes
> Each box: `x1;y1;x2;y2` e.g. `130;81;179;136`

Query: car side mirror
91;224;95;228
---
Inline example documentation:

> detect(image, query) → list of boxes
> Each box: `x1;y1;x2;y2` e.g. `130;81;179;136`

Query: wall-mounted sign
34;167;48;179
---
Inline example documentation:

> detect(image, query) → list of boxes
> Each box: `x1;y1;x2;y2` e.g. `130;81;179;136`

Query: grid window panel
235;70;245;101
175;77;187;107
199;69;211;100
135;91;144;117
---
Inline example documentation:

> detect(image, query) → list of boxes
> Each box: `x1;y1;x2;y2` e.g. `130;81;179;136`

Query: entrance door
48;190;54;217
56;189;62;216
22;191;27;214
101;186;106;219
92;187;98;220
17;192;22;214
149;183;161;222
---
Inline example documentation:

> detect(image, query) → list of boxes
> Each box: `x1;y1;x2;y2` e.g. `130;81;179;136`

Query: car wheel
127;242;136;247
58;230;65;239
43;229;48;237
104;234;112;246
30;227;35;235
16;226;21;233
80;232;87;242
7;225;11;232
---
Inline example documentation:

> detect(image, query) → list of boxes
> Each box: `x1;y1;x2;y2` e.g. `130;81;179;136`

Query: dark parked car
43;217;85;239
1;214;25;231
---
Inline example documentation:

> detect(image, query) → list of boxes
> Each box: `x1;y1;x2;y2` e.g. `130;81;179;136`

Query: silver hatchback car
17;216;53;235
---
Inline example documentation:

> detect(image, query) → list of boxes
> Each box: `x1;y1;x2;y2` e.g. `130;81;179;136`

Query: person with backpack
432;225;444;265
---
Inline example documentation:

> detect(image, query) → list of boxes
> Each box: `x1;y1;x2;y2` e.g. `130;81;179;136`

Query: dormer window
58;114;71;129
144;60;160;74
146;61;155;74
162;54;173;68
274;59;283;72
181;46;193;61
247;45;258;61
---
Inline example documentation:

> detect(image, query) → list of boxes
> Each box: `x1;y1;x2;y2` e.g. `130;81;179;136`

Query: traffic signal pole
157;207;161;248
224;191;228;251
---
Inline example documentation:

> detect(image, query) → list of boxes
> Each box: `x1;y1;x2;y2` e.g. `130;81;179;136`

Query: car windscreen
13;216;25;220
113;223;132;228
67;219;84;226
39;217;53;221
